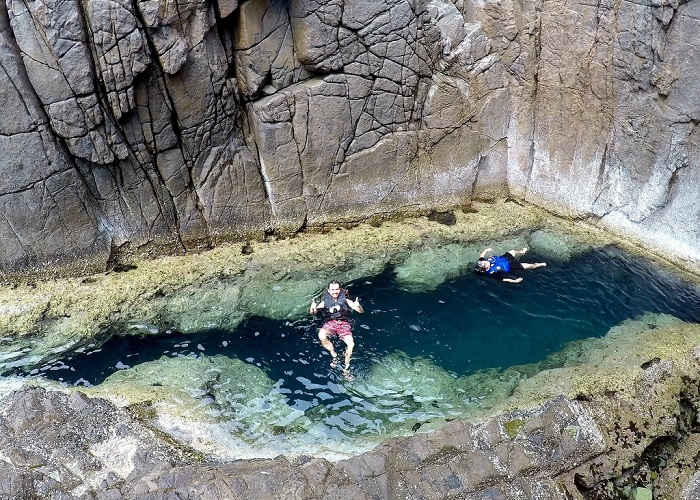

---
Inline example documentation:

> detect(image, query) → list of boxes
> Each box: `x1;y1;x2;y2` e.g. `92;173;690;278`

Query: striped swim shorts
322;319;353;338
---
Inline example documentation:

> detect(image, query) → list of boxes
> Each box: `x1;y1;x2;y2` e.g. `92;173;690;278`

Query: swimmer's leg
522;262;546;269
341;335;355;376
318;329;338;367
509;247;529;258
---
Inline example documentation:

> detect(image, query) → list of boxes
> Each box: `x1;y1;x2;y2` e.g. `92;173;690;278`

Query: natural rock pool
8;239;700;460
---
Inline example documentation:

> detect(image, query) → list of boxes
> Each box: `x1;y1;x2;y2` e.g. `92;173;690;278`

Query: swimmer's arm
309;298;326;314
502;277;523;284
479;247;493;258
347;297;364;313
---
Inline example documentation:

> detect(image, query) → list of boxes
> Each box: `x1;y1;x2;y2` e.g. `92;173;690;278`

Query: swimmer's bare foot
330;356;338;368
343;369;354;381
511;247;528;258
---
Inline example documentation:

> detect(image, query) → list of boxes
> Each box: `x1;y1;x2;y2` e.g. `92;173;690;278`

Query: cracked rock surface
7;330;700;499
1;0;699;276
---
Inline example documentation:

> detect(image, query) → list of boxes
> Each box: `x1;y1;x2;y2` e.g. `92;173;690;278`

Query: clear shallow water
14;246;700;452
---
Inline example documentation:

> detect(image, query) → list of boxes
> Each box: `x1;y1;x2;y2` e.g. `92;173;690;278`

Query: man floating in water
474;247;546;283
309;280;364;378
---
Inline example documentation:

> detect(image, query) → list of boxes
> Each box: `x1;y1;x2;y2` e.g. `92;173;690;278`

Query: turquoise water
16;245;700;451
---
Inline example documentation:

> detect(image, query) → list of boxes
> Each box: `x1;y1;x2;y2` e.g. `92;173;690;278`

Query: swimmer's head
474;258;489;273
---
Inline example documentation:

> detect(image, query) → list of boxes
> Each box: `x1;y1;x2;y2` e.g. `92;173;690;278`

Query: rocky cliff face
6;341;700;499
1;0;698;275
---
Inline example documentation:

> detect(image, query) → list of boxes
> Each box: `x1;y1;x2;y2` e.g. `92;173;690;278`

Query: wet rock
427;210;457;226
641;357;661;369
0;207;698;497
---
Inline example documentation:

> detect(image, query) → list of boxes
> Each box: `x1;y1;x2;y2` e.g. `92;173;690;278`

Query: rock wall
0;0;698;274
6;342;700;499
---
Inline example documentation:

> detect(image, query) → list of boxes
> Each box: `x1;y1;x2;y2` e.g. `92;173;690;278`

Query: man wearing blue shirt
474;247;546;283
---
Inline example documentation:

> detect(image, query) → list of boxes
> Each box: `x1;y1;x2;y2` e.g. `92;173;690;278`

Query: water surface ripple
15;246;700;455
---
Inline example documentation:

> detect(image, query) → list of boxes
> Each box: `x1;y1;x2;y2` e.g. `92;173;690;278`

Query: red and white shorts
322;319;353;338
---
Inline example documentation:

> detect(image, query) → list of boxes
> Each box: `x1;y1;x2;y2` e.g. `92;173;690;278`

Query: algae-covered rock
393;243;479;292
91;354;305;426
0;202;698;467
345;353;524;435
351;353;467;419
158;278;246;333
0;201;658;376
503;418;525;439
90;351;361;458
0;292;50;337
501;313;693;407
528;229;595;262
239;277;326;320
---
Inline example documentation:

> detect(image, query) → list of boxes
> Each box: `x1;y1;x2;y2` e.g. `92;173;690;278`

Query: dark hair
326;280;349;298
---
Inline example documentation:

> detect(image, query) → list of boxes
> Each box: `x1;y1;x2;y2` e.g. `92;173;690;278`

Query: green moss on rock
504;419;525;439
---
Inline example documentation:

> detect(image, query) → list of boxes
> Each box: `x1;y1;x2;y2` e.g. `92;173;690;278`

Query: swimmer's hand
348;297;364;313
310;300;318;314
479;247;493;258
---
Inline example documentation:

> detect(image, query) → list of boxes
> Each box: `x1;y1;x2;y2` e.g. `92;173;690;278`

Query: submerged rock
2;318;700;497
0;203;699;497
0;201;604;371
87;354;318;459
393;242;480;292
528;229;594;262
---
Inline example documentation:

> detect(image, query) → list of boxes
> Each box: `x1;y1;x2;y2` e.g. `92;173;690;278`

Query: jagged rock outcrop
7;343;700;499
1;0;699;275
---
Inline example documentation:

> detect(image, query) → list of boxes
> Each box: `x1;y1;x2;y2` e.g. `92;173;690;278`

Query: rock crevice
1;0;699;275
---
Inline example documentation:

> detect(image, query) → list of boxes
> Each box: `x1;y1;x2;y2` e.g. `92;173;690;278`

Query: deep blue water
32;246;700;383
19;245;700;444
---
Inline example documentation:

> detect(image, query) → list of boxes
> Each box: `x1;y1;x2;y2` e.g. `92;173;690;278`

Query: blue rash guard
485;255;511;275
